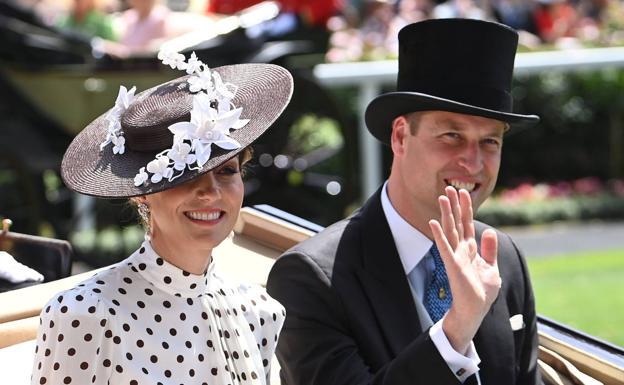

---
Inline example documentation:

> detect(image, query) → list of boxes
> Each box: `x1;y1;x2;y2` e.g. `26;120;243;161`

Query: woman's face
143;157;244;260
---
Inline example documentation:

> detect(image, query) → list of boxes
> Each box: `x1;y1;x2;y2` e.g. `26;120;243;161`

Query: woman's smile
184;209;224;223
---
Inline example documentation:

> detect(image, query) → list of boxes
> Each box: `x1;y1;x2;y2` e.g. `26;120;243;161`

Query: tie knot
429;244;444;270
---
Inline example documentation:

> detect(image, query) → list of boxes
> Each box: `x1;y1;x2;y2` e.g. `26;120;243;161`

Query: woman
30;50;293;384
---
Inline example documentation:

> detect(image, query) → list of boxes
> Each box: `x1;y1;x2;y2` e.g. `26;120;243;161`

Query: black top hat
365;18;539;144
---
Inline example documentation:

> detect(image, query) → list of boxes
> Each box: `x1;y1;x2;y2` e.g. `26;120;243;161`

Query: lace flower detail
146;155;173;184
188;67;213;93
100;85;136;153
134;167;148;187
185;52;203;75
158;50;187;71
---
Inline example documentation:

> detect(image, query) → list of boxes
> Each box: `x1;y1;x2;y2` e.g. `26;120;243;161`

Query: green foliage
70;225;144;266
287;114;344;154
504;69;624;185
528;249;624;347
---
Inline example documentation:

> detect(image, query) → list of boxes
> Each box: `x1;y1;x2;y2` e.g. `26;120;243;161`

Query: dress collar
380;181;433;275
127;240;210;298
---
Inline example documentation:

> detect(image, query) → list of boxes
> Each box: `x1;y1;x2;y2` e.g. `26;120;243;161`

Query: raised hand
428;186;501;354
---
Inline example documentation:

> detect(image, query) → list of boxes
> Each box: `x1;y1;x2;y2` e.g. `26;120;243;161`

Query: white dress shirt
380;182;481;383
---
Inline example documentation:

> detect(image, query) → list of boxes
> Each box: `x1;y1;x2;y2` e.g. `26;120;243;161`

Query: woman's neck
148;233;212;275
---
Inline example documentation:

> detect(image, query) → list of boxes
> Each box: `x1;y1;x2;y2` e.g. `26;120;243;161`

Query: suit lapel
354;189;423;356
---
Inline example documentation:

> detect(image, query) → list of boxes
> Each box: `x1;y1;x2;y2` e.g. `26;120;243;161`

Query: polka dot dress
31;240;285;385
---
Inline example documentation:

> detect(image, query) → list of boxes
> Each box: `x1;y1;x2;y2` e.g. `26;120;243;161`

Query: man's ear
390;115;410;156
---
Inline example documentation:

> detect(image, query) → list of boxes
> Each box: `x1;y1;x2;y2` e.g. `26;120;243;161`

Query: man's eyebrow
433;118;505;137
432;118;463;130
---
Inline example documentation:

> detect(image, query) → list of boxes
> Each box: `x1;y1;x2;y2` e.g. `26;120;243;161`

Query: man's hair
405;111;424;135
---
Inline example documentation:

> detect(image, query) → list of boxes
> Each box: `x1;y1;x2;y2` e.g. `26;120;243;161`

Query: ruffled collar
127;240;211;298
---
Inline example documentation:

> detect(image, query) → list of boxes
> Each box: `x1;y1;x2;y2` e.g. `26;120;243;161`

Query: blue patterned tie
424;244;453;322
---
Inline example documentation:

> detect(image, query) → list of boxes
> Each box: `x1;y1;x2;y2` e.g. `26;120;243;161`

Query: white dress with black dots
31;241;285;385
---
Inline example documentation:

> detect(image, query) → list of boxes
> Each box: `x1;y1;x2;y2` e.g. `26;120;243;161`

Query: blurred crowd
12;0;345;58
327;0;624;62
12;0;624;61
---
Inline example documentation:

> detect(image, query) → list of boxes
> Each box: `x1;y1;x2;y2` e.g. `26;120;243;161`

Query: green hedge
476;194;624;226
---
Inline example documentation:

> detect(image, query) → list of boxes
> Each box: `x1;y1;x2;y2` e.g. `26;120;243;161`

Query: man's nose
457;142;483;174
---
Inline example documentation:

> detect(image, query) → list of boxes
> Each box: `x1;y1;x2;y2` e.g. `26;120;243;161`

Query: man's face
390;110;506;225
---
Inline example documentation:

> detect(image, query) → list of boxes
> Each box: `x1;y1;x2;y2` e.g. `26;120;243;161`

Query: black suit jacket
267;189;542;385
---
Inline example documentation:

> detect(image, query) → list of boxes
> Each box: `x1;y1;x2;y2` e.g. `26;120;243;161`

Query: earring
137;202;151;236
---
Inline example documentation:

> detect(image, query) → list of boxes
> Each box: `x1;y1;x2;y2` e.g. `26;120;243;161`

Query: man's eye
443;132;461;140
483;138;501;147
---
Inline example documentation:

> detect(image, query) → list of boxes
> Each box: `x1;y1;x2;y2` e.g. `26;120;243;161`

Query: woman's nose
195;172;221;199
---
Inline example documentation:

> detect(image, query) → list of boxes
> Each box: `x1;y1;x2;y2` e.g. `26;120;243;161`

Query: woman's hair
131;146;254;231
239;146;254;177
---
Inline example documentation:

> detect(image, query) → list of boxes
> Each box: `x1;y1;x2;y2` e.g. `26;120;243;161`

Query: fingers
429;219;454;267
458;189;475;240
445;187;464;240
480;228;498;267
439;195;459;248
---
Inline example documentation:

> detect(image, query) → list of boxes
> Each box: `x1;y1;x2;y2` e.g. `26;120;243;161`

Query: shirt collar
127;240;210;298
380;181;433;275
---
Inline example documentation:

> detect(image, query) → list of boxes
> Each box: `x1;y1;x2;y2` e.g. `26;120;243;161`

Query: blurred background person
432;0;489;20
532;0;579;44
57;0;117;40
116;0;171;54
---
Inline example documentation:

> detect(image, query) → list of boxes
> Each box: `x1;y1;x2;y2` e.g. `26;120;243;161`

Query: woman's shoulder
39;262;128;320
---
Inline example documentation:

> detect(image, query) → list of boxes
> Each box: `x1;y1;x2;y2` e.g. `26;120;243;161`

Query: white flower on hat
188;67;213;93
99;49;249;187
211;71;236;101
146;155;173;184
168;92;246;168
112;135;125;155
191;139;213;168
158;50;187;71
169;142;197;171
100;85;136;153
185;52;203;75
134;167;148;187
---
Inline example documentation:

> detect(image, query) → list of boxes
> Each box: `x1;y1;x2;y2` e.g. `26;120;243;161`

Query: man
267;18;542;385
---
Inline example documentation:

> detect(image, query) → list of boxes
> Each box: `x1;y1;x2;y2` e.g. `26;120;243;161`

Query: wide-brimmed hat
62;53;293;198
365;18;539;144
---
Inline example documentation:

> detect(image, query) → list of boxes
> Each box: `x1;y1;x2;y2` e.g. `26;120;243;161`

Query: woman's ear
132;196;148;204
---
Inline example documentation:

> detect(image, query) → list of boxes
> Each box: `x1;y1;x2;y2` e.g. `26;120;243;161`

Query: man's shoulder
274;211;366;280
475;221;519;252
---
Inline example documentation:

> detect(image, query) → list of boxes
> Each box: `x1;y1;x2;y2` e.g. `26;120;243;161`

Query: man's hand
429;186;501;354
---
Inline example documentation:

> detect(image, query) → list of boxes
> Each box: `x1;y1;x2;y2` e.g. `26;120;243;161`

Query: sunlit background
1;0;623;347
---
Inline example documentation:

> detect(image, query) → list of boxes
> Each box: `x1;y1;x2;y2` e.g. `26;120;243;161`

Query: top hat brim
365;92;540;145
61;63;293;198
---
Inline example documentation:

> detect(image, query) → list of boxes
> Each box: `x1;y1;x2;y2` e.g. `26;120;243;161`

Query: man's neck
385;176;435;240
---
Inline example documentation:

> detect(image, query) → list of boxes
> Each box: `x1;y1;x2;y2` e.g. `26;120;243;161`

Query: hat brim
365;92;540;144
61;63;293;198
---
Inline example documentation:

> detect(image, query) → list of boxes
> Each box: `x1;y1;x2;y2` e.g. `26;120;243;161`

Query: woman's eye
218;166;240;175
